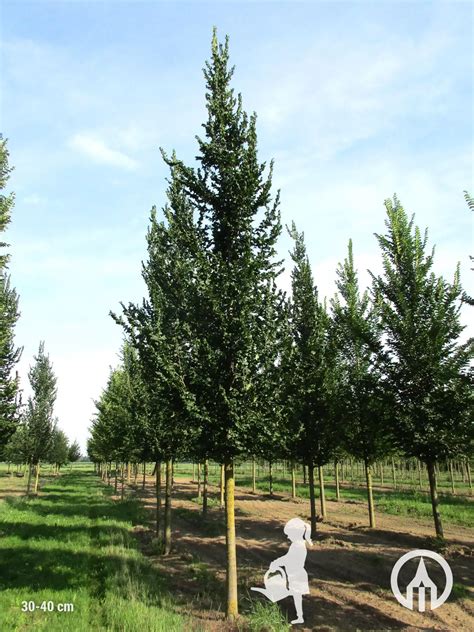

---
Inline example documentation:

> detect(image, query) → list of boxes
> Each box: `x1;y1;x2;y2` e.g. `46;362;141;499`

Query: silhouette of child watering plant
251;518;312;624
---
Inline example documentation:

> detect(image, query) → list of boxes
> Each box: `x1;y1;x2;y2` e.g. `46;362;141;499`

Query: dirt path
131;476;474;631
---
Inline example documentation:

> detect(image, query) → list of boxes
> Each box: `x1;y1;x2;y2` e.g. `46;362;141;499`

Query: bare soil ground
129;475;474;631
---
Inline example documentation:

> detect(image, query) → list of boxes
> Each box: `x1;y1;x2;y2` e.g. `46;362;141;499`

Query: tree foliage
0;137;21;458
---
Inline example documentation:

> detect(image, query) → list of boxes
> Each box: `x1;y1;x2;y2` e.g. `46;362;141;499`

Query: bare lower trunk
318;465;326;519
466;460;472;495
114;463;118;493
26;462;33;495
334;460;340;501
427;460;444;539
164;459;172;554
448;460;455;494
197;463;201;498
269;461;273;496
120;462;125;500
308;463;317;539
202;459;208;516
192;462;196;483
303;464;307;485
291;461;296;499
391;458;396;489
220;464;225;508
225;460;238;619
142;462;146;490
155;460;162;537
417;459;423;490
365;459;375;528
252;459;256;493
34;462;40;493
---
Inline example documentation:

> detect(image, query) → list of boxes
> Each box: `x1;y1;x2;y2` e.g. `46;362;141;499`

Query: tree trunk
114;463;118;493
164;459;172;554
252;459;256;493
391;457;396;489
318;465;326;519
417;459;423;491
133;463;138;485
202;459;208;517
225;460;238;619
121;462;125;500
34;462;40;493
303;464;307;485
220;464;225;508
192;462;195;483
334;460;340;501
155;460;162;537
291;461;296;499
269;461;273;496
308;463;317;539
380;461;384;486
142;462;146;490
197;462;201;499
26;462;33;495
448;460;455;494
466;460;472;495
365;460;376;528
427;460;444;539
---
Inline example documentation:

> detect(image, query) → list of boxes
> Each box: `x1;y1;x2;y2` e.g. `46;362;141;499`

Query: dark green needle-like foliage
371;195;474;538
331;239;393;527
0;138;22;458
48;427;70;470
162;31;282;617
286;223;339;537
68;440;81;463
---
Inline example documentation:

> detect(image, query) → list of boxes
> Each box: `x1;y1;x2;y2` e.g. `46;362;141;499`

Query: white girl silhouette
251;517;312;624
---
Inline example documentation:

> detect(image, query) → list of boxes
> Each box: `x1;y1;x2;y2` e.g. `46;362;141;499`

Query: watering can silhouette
251;567;290;602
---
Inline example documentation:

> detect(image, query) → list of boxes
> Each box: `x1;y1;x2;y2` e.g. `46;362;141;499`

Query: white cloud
22;194;42;205
69;133;138;170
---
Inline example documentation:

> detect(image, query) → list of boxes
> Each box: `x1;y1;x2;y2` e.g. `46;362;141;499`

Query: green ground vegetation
174;461;474;529
0;466;188;632
0;463;289;631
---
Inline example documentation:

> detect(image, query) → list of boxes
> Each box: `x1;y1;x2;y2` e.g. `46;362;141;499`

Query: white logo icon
391;549;453;612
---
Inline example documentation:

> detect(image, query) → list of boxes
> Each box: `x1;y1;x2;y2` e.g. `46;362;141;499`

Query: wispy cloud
22;194;42;205
69;132;138;170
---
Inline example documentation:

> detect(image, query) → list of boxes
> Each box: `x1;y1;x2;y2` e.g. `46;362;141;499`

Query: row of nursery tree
0;139;81;488
88;31;473;620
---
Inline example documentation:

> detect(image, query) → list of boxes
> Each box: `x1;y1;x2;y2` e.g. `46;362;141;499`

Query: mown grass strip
0;469;188;631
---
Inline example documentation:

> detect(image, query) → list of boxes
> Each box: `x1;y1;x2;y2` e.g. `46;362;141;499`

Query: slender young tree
285;224;339;538
0;137;22;458
331;240;392;527
114;164;200;551
48;427;70;473
165;31;282;618
24;342;57;494
68;440;81;463
371;195;474;538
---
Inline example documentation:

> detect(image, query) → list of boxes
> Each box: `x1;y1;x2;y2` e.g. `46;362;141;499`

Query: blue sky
1;1;472;452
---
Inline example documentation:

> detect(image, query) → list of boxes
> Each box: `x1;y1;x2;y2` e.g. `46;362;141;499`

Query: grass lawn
0;468;188;632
